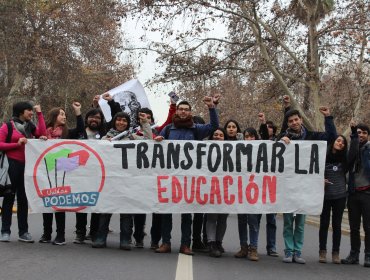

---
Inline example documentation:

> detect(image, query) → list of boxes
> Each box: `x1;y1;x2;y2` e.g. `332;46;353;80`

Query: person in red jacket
0;102;46;243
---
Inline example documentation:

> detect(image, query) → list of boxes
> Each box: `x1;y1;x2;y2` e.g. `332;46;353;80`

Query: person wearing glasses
153;96;220;255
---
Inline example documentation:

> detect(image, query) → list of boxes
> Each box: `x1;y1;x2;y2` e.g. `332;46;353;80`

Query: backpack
0;122;13;196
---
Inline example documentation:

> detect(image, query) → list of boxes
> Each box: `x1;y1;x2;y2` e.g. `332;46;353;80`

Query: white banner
98;79;151;126
25;139;327;214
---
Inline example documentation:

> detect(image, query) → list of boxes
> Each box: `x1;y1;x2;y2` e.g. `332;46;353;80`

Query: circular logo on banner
33;141;105;212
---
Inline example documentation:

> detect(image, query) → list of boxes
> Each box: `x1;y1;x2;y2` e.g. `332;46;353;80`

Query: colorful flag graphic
44;149;72;171
68;150;90;166
56;156;80;172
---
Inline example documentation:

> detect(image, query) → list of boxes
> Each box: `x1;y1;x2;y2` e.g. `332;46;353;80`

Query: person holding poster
341;122;370;267
154;96;219;255
92;111;152;250
38;102;84;246
0;102;46;243
279;95;337;264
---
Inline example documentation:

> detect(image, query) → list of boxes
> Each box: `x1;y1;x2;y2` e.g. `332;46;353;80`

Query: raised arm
131;113;153;140
32;105;46;138
195;96;219;140
258;112;269;140
156;102;176;133
68;102;85;139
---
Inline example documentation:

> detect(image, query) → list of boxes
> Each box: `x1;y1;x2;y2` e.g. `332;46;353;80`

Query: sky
121;18;172;124
121;12;228;124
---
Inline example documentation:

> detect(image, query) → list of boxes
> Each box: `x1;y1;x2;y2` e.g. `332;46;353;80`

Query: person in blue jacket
153;96;219;255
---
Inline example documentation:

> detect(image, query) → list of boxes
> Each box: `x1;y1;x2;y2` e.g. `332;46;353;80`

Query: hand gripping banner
25;139;327;214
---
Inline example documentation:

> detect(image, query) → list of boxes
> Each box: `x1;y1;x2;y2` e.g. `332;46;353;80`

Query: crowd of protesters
0;92;369;268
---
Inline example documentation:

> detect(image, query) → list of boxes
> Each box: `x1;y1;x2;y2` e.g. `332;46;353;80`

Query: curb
277;213;365;241
305;215;365;241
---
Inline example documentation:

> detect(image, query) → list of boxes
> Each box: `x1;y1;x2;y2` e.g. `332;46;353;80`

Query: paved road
0;213;368;280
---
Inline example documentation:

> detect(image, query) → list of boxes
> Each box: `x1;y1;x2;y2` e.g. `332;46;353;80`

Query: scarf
46;126;63;139
105;128;131;140
172;114;194;129
285;126;306;140
12;117;36;138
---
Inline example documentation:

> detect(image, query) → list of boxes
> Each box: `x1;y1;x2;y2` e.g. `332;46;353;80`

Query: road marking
175;254;193;280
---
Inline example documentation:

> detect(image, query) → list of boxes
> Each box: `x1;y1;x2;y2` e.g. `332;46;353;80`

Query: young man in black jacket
341;122;370;267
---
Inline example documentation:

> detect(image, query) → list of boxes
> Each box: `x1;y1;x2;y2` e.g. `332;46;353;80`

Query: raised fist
102;92;113;101
72;102;82;115
33;105;41;113
319;106;330;117
258;112;266;124
203;96;214;108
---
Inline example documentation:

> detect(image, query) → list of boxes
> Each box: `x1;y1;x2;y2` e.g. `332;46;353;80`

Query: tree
0;0;134;120
125;0;369;131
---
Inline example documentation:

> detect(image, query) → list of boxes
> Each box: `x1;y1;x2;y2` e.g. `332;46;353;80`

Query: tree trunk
2;72;25;121
303;37;311;112
307;6;324;130
244;6;315;130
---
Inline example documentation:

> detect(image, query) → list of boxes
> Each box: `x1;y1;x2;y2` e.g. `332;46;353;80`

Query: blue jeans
266;213;277;252
237;214;261;248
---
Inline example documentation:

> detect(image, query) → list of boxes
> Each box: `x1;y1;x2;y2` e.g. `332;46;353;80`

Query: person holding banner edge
319;134;348;264
279;95;337;264
154;95;220;255
0;102;46;243
341;121;370;267
38;102;84;245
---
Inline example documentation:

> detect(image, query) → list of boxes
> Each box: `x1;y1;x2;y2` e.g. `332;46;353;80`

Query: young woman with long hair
39;102;84;245
319;135;348;264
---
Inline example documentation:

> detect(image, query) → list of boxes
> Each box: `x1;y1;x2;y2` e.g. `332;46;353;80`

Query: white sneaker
0;233;10;242
293;252;306;264
18;232;34;243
